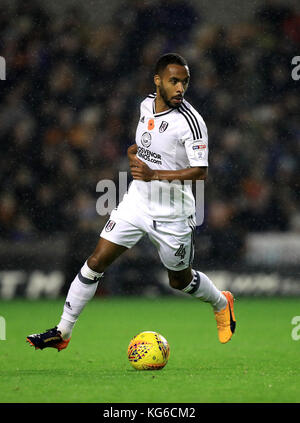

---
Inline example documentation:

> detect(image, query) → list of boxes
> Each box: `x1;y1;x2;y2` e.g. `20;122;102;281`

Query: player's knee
87;255;106;273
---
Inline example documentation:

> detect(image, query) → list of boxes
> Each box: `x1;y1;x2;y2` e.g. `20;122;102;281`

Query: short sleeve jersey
117;93;208;221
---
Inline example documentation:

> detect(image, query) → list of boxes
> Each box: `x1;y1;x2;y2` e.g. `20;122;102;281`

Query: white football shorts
100;208;196;271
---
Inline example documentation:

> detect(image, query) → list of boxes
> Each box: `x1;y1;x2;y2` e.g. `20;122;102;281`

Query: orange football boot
214;291;236;343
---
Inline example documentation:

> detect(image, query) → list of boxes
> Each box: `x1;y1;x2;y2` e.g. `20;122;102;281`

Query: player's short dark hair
155;53;188;76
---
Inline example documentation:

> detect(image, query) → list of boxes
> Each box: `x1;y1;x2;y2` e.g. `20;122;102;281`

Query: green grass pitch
0;296;299;403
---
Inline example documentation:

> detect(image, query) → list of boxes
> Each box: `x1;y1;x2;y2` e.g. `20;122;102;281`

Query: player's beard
159;83;181;109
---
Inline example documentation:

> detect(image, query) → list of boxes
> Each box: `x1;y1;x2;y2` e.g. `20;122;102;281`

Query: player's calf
168;267;226;309
170;268;236;343
56;260;104;340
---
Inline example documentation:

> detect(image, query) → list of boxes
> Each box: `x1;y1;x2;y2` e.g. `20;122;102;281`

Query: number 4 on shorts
175;244;186;260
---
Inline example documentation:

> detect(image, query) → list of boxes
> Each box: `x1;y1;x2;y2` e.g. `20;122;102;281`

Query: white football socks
57;261;103;340
182;270;227;312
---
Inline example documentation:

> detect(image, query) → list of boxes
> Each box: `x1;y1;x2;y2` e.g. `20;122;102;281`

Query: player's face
156;64;190;109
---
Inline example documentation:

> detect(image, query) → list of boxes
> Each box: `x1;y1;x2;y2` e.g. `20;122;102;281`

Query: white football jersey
117;93;208;221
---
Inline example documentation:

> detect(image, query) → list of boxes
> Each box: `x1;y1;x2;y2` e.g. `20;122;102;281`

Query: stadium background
0;0;300;300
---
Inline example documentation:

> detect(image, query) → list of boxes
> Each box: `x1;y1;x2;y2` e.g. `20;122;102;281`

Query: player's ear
154;74;161;89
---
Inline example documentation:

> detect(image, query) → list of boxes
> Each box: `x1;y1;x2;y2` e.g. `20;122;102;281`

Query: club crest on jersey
159;121;168;133
105;220;116;232
141;131;152;148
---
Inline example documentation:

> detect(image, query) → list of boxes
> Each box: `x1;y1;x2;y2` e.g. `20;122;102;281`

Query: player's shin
57;261;103;339
181;269;227;312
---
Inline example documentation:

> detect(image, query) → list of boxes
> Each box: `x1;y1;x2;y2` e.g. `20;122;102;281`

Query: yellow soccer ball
127;331;170;370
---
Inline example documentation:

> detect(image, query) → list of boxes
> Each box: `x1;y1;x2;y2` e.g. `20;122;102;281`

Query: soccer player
27;53;236;351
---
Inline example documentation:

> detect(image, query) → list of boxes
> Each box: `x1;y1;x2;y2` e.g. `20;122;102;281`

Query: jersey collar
152;99;174;117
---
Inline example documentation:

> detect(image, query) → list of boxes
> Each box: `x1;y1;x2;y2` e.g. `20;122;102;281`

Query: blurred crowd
0;0;299;267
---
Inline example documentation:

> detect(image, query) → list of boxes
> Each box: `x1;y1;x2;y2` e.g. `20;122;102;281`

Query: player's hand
130;157;158;182
127;144;138;168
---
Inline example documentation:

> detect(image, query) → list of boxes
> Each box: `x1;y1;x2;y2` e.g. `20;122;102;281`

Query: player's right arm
179;105;209;169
